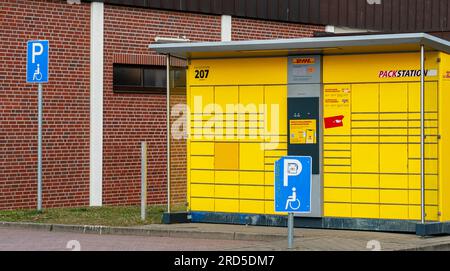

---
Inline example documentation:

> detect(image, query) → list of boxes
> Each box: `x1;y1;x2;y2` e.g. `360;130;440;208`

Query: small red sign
324;115;344;129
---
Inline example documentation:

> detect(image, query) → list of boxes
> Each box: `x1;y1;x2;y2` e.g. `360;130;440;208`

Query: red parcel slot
324;115;344;129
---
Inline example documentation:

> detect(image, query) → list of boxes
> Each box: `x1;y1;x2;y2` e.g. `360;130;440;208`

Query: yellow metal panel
409;144;438;159
380;83;408;113
379;136;408;143
409;82;439;112
190;170;214;184
409;175;438;190
379;128;408;135
264;85;287;136
190;86;214;109
323;52;439;84
352;189;379;203
352;204;379;219
265;150;287;157
352;121;379;128
240;200;265;214
215;199;239;213
323;158;351;166
265;186;274;200
351;136;379;143
352;128;379;135
409;206;439;221
239;85;264;105
324;173;351;187
324;143;351;151
324;165;351;173
409;206;421;220
190;156;214;169
324;188;351;202
409;159;438;174
214;142;239;170
215;86;238;108
190;198;214;212
324;203;351;217
189;58;287;86
439;55;450;221
265;172;274;186
351;84;379;112
239;172;264;185
324;136;351;143
352;144;379;173
409;190;439;205
215;170;239;185
352;113;379;120
215;185;239;199
379;121;408;128
352;174;379;188
191;142;214;155
380;205;409;220
324;150;351;158
380;144;408;173
380;190;408;204
379;113;408;120
239;186;264;200
239;143;264;170
190;184;214;198
380;175;408;189
265;201;280;215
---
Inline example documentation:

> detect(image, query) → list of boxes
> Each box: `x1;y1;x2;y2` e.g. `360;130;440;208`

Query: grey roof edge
149;33;450;56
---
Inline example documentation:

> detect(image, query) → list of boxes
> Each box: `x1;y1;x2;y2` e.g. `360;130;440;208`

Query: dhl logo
292;58;315;65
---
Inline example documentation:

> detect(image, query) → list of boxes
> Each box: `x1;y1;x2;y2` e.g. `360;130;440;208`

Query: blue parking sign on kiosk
274;156;312;213
274;156;312;249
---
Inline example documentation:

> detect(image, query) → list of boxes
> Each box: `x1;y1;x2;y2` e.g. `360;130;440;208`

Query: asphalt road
0;228;267;251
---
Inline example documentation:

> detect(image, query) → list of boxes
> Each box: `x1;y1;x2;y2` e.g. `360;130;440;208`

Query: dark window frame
113;64;167;94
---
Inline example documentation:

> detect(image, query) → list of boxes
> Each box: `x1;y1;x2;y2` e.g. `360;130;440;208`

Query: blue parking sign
26;40;49;83
274;156;312;213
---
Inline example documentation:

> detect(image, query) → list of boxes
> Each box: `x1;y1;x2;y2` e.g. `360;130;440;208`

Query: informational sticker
289;119;317;144
324;115;344;129
288;55;321;84
324;87;350;109
192;65;210;81
444;71;450;80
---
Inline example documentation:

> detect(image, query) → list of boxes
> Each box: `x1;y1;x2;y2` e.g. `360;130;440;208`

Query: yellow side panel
264;85;287;136
215;185;239;199
265;172;274;186
214;142;239;170
239;172;264;185
379;144;408;173
215;86;238;108
324;173;351;187
380;190;408;204
408;82;439;112
215;170;239;185
190;170;214;184
439;53;450;221
380;205;409;220
190;198;214;211
380;83;408;112
409;190;438;205
239;143;264;170
409;175;438;190
324;203;351;217
190;184;214;198
189;57;287;86
409;206;439;221
190;156;214;169
215;199;239;213
352;189;379;203
352;84;379;112
240;200;265;214
352;174;379;188
265;186;274;200
191;142;214;155
240;186;264;200
380;175;408;189
352;144;379;173
352;204;379;219
324;188;351;202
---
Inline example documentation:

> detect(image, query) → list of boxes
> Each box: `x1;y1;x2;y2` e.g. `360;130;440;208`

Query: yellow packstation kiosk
150;33;450;235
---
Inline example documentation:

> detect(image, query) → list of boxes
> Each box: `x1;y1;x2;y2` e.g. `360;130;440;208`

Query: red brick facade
0;0;91;210
0;0;324;210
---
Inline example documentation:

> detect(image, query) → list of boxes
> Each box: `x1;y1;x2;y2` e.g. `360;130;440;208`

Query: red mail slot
324;115;344;129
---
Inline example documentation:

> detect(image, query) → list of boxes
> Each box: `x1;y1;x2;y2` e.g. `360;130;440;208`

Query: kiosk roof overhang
149;33;450;59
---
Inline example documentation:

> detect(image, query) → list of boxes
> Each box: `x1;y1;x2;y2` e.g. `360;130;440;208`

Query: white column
221;15;232;42
90;1;104;206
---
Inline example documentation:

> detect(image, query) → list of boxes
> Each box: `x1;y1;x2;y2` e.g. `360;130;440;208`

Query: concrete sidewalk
1;221;450;251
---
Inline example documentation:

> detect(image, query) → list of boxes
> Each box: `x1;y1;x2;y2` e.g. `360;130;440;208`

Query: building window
113;64;166;93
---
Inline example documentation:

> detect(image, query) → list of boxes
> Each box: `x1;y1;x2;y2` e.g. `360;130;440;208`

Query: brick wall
0;0;91;209
0;0;324;210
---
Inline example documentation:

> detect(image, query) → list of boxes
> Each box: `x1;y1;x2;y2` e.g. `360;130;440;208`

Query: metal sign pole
37;83;43;212
288;212;294;249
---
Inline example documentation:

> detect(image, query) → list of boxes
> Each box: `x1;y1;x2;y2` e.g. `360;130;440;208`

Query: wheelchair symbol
285;187;301;210
33;64;42;81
